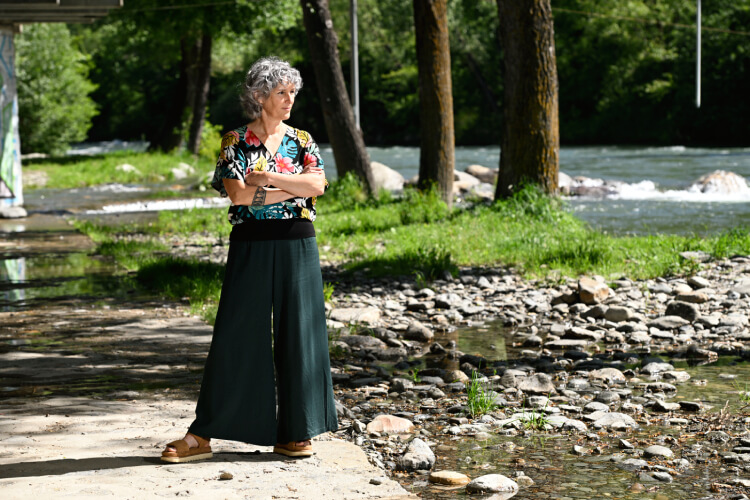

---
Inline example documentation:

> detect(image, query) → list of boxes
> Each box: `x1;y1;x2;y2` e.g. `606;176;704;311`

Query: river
322;145;750;236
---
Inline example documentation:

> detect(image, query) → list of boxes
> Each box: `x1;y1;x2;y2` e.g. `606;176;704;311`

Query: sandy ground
0;395;416;499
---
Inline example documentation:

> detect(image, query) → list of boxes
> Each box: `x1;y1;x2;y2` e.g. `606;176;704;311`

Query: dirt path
0;214;415;499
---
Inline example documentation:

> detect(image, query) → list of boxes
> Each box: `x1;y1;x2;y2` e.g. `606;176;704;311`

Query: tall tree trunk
300;0;374;193
494;0;559;199
148;36;195;152
414;0;454;207
187;32;212;155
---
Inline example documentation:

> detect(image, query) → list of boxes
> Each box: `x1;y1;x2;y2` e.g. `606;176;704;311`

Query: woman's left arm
245;167;325;198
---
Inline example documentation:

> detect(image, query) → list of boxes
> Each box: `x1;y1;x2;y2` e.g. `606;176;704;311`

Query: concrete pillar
0;25;25;218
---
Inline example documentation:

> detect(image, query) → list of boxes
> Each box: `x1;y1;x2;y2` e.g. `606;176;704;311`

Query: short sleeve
303;136;329;193
211;130;246;197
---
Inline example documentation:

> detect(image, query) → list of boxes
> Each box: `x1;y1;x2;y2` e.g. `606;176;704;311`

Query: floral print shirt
211;125;326;224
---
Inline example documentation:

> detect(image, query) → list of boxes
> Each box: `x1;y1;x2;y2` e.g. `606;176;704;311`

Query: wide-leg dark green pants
188;236;338;445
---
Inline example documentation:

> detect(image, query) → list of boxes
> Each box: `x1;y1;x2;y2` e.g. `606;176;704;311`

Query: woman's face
260;82;296;121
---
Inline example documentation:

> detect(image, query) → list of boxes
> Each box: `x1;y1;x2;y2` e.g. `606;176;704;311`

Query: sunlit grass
23;150;213;189
73;176;750;325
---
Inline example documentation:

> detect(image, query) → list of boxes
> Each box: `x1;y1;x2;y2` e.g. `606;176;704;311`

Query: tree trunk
187;32;212;155
414;0;454;207
300;0;374;193
494;0;559;199
148;36;195;152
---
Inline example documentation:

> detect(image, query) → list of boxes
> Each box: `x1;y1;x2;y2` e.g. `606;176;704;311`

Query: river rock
662;370;691;382
397;438;435;471
429;470;471;486
517;373;556;395
339;335;387;349
675;291;709;303
465;474;519;495
466;164;497;184
688;276;712;289
366;414;415;434
648;316;689;329
665;301;700;322
641;362;674;375
371;161;405;192
453;170;481;193
171;162;195;179
644;445;674;459
688;170;750;194
733;279;750;296
578;277;611;304
652;400;681;412
545;339;590;350
434;293;463;309
115;163;141;174
329;307;381;325
591;412;639;430
590;368;626;383
391;378;414;393
404;321;434;341
604;306;636;322
445;369;470;383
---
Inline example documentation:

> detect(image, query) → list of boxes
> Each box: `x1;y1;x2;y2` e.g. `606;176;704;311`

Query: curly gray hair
240;57;303;120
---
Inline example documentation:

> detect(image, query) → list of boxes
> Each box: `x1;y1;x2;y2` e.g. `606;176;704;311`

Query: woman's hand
244;170;269;187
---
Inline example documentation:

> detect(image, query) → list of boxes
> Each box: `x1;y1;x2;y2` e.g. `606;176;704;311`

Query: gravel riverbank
152;230;750;498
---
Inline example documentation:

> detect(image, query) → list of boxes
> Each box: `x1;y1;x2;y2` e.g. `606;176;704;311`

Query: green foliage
465;371;498;418
323;281;336;303
399;186;451;225
15;24;98;155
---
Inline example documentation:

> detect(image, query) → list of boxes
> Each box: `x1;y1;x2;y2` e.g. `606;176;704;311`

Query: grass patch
72;175;750;325
465;371;498;418
23;150;212;190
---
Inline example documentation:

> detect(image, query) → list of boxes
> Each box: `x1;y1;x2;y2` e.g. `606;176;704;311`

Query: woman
161;57;338;462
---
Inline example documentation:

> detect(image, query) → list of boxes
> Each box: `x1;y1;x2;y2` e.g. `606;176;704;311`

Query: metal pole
696;0;701;108
350;0;360;129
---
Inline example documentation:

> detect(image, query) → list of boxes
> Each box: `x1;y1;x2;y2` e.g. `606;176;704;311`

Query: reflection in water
1;257;24;309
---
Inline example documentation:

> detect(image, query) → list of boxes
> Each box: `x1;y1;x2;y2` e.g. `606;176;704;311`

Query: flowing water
321;145;750;236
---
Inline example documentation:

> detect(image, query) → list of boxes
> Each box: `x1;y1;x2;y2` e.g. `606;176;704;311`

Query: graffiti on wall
0;28;22;207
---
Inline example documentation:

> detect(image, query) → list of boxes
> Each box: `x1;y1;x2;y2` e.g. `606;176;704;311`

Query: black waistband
229;218;316;241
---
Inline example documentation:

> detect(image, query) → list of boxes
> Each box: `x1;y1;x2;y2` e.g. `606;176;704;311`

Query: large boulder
453;170;481;193
371;161;405;192
688;170;750;194
465;164;498;184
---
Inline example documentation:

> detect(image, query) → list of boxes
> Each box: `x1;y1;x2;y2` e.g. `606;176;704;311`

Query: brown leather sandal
161;433;213;463
273;441;313;457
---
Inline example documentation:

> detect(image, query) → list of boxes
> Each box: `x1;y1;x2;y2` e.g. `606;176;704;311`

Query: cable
553;6;750;37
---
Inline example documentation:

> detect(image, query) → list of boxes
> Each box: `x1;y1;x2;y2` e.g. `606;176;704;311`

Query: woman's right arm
222;178;293;206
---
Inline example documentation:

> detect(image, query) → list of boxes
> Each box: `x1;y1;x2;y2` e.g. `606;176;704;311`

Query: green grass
465;371;498;418
23;150;213;190
71;175;750;325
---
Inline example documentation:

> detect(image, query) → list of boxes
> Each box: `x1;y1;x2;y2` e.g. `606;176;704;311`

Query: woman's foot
274;440;313;457
161;433;213;463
